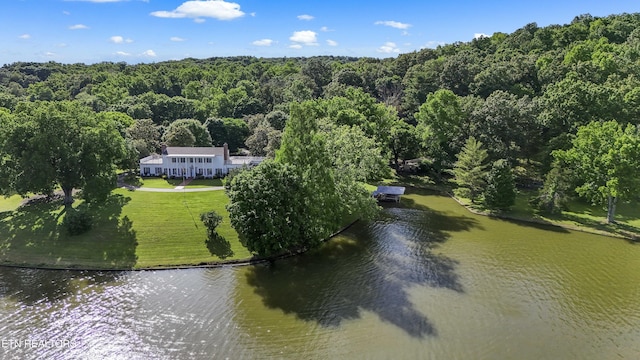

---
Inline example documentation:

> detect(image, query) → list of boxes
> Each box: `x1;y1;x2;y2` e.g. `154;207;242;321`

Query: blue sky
2;0;640;65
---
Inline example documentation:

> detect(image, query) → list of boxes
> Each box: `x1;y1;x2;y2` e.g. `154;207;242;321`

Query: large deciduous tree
226;102;378;257
162;119;212;147
226;161;310;256
415;89;464;176
0;101;126;206
553;120;640;223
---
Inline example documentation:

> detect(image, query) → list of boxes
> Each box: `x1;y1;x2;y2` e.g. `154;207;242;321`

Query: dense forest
2;13;640;223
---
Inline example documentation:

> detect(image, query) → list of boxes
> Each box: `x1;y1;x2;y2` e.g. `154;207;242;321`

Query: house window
143;167;150;175
215;168;223;177
206;169;213;175
180;158;186;163
205;158;212;163
171;158;177;163
198;158;203;163
197;168;203;175
155;167;162;175
189;158;194;163
172;168;177;175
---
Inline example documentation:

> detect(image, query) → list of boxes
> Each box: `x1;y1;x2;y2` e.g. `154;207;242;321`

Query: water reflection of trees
244;203;481;338
0;268;123;305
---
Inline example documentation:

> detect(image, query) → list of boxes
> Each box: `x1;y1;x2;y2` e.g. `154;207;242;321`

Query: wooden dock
372;186;406;202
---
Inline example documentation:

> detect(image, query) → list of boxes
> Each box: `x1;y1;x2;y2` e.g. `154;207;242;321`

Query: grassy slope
459;188;640;239
139;178;224;189
0;189;251;269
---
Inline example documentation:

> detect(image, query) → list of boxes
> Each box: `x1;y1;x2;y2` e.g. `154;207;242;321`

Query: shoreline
4;181;638;272
442;188;640;242
0;219;361;272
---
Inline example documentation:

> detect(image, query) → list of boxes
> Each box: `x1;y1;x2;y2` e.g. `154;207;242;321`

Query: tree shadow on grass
77;194;138;269
244;199;482;339
0;193;138;269
205;232;234;259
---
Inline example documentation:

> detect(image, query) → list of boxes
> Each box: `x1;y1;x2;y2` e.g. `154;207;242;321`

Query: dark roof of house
164;147;224;156
372;186;406;196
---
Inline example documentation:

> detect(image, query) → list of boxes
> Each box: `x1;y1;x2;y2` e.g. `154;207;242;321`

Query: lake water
1;190;639;359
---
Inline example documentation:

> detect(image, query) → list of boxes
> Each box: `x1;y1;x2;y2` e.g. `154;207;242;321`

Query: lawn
459;189;640;239
0;188;252;269
138;177;224;189
0;195;24;213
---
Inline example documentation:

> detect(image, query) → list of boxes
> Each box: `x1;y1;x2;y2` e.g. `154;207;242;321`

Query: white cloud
65;0;130;2
297;14;314;21
116;51;131;56
18;34;31;39
44;52;56;57
290;30;318;46
171;36;186;42
252;39;274;46
320;26;333;32
63;11;71;15
150;0;245;21
326;39;338;46
57;43;68;48
69;24;89;30
142;49;157;57
110;35;133;43
250;12;256;17
194;18;206;23
289;44;303;49
474;33;489;39
377;41;400;54
422;40;445;49
375;20;411;30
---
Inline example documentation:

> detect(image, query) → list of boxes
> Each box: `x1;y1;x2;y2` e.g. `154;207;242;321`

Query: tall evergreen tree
452;136;489;202
484;159;517;210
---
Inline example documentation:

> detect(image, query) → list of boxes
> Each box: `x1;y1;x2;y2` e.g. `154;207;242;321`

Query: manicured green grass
0;189;251;269
457;189;640;239
185;179;224;187
139;177;224;189
138;178;177;189
0;195;24;213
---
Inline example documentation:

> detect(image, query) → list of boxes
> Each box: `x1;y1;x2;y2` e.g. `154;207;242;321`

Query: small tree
200;210;233;259
530;161;572;214
484;159;516;210
452;136;489;202
200;210;223;238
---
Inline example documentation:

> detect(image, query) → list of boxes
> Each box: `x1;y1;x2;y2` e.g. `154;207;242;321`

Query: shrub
63;208;93;236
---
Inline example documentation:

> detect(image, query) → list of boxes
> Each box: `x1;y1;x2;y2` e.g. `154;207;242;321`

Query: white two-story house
139;144;263;178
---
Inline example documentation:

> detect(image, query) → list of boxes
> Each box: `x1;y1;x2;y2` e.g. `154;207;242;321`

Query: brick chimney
223;143;229;162
161;144;168;155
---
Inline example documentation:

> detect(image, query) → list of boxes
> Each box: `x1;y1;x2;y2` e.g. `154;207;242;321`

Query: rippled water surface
1;190;639;359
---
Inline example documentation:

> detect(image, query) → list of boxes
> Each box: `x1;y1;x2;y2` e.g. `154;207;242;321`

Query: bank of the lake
0;188;252;270
2;181;638;270
451;190;640;242
387;175;640;241
2;187;640;359
0;186;360;270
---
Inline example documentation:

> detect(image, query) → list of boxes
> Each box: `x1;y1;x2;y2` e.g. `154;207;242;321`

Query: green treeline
2;12;640;243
